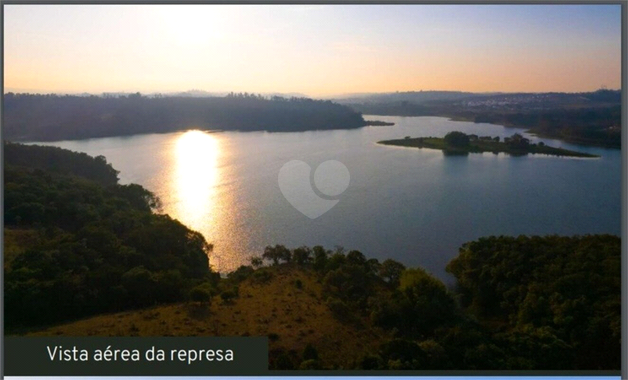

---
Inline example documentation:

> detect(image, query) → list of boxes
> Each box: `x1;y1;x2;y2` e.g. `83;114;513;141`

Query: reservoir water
34;116;621;282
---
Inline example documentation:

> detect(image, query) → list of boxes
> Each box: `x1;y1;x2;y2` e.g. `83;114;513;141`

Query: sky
3;4;622;97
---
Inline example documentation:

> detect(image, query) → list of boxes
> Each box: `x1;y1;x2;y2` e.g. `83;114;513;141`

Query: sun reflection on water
172;130;221;268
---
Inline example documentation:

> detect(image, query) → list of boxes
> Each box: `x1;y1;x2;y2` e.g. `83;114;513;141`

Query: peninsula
378;131;599;158
3;93;366;142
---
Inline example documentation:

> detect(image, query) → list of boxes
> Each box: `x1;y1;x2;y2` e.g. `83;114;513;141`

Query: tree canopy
446;234;621;369
444;131;470;147
4;143;217;328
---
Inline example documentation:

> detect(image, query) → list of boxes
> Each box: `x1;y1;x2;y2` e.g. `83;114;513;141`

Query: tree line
471;106;621;148
3;93;366;142
239;235;619;370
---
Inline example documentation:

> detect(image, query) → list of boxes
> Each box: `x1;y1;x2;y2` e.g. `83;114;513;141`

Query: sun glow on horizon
155;6;229;47
3;4;620;96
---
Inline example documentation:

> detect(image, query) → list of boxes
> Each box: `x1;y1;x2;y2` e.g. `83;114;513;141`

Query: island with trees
378;131;599;158
4;143;619;371
340;89;621;148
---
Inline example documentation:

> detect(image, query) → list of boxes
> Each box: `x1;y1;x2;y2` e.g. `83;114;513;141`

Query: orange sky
3;4;622;96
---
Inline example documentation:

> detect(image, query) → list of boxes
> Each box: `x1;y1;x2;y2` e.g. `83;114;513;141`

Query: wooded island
379;131;599;158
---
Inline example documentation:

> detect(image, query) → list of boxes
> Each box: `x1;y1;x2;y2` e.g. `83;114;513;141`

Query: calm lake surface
35;116;621;282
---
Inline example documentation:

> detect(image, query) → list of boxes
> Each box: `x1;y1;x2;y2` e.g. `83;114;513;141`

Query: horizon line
2;87;621;99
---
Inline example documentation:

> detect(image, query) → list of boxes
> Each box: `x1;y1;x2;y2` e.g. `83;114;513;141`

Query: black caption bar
5;337;268;376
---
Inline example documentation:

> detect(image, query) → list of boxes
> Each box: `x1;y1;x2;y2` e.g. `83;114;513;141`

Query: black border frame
0;1;625;377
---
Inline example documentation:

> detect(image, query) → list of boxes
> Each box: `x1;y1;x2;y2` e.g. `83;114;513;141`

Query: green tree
379;259;406;287
399;268;457;336
190;284;212;306
250;256;263;268
292;246;312;265
312;245;329;272
444;131;470;147
262;245;284;266
346;250;367;266
221;290;237;304
121;266;156;306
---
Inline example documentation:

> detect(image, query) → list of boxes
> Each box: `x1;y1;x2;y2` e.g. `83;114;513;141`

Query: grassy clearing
23;265;391;368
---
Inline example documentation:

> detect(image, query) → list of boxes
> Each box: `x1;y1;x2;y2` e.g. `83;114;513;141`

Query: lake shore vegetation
4;143;619;370
378;131;599;158
3;93;366;142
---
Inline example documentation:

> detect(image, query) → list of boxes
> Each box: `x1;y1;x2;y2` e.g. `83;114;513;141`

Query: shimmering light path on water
37;116;621;282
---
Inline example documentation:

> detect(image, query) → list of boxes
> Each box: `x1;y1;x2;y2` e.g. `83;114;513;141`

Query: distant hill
334;90;478;104
3;93;365;142
340;89;621;148
334;89;620;107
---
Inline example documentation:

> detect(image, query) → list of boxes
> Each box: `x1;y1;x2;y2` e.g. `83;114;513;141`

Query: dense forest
3;93;366;141
4;142;218;328
447;235;621;370
251;234;619;370
4;143;620;370
4;142;120;185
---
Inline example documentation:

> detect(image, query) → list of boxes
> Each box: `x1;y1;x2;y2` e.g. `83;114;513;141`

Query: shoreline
378;135;599;158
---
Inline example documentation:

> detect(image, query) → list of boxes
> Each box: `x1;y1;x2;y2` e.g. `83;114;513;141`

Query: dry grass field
25;265;392;369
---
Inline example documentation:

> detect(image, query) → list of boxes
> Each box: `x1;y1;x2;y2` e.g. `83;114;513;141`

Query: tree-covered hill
17;238;621;370
4;143;217;329
3;93;366;141
447;235;621;369
4;141;119;185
